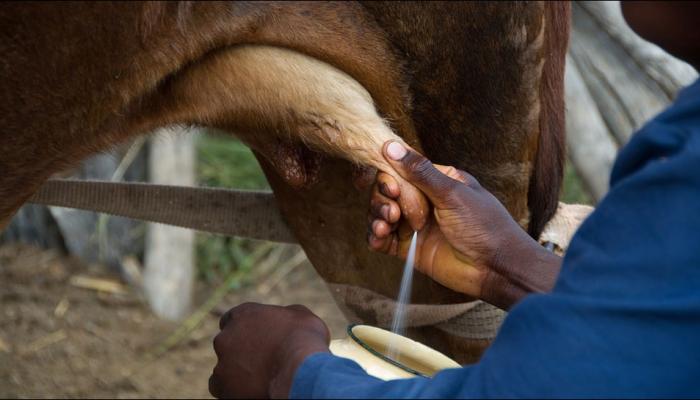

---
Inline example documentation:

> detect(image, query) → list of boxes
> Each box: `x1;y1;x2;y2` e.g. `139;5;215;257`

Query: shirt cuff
289;352;368;398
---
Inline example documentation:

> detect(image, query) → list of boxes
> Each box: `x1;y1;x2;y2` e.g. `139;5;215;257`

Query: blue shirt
291;79;700;398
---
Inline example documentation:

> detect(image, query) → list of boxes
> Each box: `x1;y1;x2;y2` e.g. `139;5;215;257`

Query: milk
387;230;418;360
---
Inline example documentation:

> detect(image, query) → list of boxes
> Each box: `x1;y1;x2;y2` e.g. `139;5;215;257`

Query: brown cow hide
0;1;570;362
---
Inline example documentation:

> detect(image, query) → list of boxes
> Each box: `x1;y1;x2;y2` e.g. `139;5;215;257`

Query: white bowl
329;324;461;380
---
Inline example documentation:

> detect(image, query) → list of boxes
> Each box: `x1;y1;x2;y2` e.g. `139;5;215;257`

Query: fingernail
380;182;390;196
386;141;407;161
381;204;390;220
371;219;380;233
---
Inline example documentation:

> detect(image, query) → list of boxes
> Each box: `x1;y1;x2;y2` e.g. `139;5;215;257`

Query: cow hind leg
1;45;424;233
156;45;429;224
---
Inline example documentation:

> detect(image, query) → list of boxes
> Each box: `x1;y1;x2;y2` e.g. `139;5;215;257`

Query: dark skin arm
208;142;562;399
368;141;562;310
208;142;563;399
364;3;700;309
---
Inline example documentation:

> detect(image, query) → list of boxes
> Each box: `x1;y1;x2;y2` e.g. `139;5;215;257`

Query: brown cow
0;2;569;363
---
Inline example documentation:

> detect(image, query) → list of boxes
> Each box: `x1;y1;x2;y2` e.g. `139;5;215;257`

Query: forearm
483;234;562;310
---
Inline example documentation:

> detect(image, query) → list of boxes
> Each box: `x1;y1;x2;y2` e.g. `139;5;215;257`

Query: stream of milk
387;230;418;360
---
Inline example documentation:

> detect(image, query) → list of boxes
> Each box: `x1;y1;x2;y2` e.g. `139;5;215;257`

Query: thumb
383;141;460;208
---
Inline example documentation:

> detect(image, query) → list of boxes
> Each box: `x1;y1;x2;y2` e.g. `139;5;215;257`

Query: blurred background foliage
561;160;593;205
195;133;273;284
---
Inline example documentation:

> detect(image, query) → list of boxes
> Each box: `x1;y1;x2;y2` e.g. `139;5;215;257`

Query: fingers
367;151;477;259
370;175;401;223
218;302;263;330
368;217;410;258
285;303;311;313
368;226;396;253
368;147;475;254
383;141;465;208
375;167;428;231
370;219;392;238
209;373;223;399
219;308;233;330
368;172;400;250
392;177;430;231
376;172;400;199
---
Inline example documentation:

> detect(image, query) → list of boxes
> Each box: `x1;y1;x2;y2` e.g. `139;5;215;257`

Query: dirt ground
0;244;348;399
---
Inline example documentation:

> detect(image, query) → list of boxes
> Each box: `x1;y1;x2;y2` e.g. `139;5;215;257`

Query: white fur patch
173;44;406;173
539;202;594;253
168;44;426;213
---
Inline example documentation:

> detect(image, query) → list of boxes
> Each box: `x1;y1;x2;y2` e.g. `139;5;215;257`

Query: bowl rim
346;324;428;378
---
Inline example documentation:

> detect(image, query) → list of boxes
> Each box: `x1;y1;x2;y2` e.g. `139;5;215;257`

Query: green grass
195;132;272;283
197;134;270;191
561;159;594;205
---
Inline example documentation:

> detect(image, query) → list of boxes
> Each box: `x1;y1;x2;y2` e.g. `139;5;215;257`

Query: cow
0;1;570;363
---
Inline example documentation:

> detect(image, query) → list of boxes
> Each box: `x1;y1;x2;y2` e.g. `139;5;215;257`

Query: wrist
486;231;562;309
268;337;330;398
510;236;562;292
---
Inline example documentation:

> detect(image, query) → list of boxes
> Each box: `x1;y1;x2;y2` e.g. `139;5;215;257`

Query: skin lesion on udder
257;139;325;189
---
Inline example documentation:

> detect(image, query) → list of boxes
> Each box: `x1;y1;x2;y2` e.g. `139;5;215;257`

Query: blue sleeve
291;81;700;399
291;352;496;398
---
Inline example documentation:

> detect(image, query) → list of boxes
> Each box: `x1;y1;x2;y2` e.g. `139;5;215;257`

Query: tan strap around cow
29;180;592;249
28;179;592;341
29;179;297;244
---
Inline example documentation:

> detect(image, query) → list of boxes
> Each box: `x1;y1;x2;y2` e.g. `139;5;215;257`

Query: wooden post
143;127;196;321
